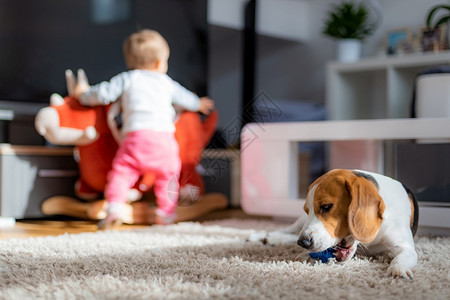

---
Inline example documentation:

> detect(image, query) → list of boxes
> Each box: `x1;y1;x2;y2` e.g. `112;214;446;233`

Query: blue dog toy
309;248;336;263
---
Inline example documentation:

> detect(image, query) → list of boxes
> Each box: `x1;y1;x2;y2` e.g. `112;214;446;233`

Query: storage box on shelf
0;144;78;219
0;101;46;145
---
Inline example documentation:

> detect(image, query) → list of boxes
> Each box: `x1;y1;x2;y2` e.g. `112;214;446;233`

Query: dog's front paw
295;252;314;264
387;264;414;279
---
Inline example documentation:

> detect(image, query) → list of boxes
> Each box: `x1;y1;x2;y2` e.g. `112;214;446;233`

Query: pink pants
104;130;180;215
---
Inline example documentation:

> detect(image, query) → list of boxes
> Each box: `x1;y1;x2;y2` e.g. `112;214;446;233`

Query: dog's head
298;169;386;261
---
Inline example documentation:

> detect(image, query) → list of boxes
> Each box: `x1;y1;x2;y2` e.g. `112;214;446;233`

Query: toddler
74;29;214;228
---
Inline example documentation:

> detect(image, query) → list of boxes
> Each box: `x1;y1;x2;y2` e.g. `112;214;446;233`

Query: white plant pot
336;39;362;63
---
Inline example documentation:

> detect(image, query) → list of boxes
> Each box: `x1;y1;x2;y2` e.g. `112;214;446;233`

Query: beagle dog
251;169;419;279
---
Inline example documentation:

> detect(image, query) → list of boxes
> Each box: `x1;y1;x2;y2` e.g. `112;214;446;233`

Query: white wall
209;0;450;129
208;0;310;40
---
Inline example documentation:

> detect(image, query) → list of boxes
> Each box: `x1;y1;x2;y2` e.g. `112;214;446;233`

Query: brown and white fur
250;169;419;279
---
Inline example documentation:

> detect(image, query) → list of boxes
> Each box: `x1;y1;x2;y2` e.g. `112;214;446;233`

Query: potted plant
426;4;450;29
323;1;376;62
423;4;450;52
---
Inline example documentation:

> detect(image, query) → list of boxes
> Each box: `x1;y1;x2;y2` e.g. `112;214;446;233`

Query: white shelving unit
325;51;450;233
326;50;450;120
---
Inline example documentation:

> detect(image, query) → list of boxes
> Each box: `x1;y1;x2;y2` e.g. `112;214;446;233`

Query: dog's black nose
297;237;313;249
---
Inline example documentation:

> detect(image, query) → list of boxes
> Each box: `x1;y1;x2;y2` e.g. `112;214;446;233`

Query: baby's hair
123;29;170;70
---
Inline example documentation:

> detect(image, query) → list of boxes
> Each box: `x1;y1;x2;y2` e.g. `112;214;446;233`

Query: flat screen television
0;0;208;104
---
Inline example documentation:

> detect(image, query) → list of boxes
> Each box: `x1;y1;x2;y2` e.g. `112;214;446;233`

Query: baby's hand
198;97;214;115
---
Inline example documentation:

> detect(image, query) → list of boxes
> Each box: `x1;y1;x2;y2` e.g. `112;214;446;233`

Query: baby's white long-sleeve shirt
80;70;200;133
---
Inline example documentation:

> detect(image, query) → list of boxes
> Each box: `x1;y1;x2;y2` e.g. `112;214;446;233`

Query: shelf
329;50;450;73
326;51;450;120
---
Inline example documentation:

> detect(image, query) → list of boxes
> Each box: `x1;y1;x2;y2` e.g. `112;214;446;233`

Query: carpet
1;219;449;300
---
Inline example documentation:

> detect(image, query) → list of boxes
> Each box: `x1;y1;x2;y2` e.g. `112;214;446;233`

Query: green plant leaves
323;1;375;40
426;5;450;29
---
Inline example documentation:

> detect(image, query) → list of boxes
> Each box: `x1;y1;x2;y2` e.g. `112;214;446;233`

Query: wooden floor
0;209;266;240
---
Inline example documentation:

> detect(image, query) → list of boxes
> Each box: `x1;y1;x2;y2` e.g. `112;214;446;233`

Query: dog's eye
319;204;333;214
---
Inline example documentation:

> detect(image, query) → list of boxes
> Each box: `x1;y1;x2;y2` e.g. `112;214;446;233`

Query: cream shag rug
1;219;450;300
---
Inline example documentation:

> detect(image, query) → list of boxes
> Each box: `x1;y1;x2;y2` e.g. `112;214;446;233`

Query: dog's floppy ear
347;177;385;243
